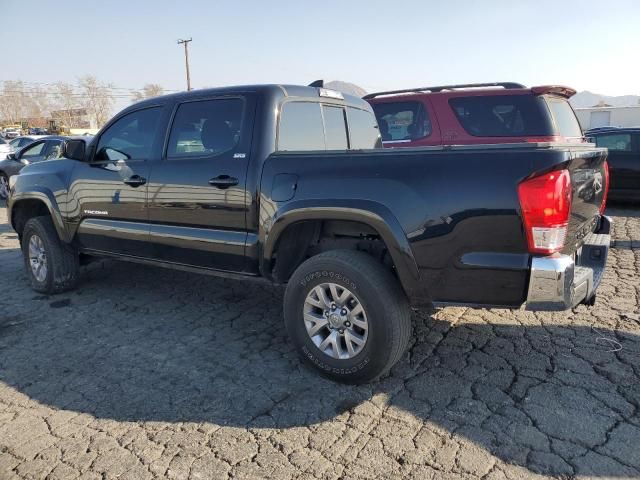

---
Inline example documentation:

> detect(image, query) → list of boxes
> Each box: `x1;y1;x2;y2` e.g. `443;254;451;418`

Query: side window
278;102;325;151
595;134;632;152
546;98;583;138
44;140;63;160
167;98;244;158
322;105;348;150
347;107;381;149
372;101;432;142
21;141;45;159
96;107;162;161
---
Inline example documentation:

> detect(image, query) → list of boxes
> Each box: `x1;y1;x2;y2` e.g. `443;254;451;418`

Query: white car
3;128;20;139
0;137;10;160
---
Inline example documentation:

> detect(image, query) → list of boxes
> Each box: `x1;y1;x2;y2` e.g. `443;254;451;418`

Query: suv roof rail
363;82;526;99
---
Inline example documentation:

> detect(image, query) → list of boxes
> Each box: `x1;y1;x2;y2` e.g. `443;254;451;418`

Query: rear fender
261;199;428;305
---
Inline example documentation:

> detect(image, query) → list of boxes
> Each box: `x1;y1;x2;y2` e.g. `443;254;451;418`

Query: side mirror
62;139;86;161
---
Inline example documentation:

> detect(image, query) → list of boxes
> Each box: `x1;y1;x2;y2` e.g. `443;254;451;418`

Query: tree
52;82;80;128
78;75;115;128
0;80;28;124
131;83;164;102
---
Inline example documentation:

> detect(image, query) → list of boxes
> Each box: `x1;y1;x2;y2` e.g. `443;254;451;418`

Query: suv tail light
600;161;609;214
518;169;572;255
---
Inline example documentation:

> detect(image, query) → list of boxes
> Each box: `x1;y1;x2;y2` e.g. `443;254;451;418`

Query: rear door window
546;98;582;138
347;107;381;149
167;98;244;158
372;101;432;142
449;95;553;137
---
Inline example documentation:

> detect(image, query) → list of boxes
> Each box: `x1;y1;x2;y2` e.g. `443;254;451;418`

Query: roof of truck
127;84;369;111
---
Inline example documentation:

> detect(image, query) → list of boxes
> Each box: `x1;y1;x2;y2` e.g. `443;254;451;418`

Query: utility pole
177;38;192;91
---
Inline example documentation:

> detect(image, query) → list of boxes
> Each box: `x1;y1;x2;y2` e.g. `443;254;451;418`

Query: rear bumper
525;216;611;311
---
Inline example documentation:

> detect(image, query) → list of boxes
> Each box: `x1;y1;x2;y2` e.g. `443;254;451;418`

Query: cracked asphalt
0;202;639;480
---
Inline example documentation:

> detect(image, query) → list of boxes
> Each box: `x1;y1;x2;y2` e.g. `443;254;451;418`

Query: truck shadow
0;260;639;477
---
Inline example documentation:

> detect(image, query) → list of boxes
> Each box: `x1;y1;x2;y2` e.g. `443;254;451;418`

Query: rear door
146;95;256;272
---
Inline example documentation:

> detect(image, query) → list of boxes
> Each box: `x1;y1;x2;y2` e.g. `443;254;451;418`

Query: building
574;101;640;130
50;108;97;130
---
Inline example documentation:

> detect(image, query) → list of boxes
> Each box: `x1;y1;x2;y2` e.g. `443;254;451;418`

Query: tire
0;172;8;200
284;250;412;384
21;216;79;294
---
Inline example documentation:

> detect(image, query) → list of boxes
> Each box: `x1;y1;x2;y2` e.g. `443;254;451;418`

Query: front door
68;106;166;256
146;95;255;272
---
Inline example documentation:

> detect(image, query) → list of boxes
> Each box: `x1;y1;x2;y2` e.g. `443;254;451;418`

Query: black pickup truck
7;84;611;383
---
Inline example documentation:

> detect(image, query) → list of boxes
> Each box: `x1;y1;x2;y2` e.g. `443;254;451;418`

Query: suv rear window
545;97;582;138
372;101;432;142
449;95;553;137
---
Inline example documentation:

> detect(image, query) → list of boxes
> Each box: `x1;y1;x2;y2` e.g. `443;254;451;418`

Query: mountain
570;91;640;108
324;81;368;98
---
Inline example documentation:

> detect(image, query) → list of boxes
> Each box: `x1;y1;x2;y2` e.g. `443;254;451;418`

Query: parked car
3;128;21;139
8;135;47;153
28;128;48;135
7;83;611;383
0;137;11;159
0;136;71;199
365;82;585;147
587;127;640;202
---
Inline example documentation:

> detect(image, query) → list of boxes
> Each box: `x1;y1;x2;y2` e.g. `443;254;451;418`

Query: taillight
518;169;572;255
600;161;609;214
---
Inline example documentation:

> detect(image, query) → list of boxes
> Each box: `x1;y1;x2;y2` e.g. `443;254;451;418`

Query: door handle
123;175;146;187
209;175;239;189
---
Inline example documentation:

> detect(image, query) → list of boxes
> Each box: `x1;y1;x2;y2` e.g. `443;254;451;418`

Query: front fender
261;198;429;305
9;188;70;243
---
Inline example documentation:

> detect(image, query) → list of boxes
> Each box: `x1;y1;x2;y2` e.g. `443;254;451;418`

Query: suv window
546;98;582;138
322;105;348;150
449;95;553;137
372;101;432;142
44;140;63;160
167;98;244;158
278;102;325;151
594;133;632;152
96;107;162;161
347;107;381;149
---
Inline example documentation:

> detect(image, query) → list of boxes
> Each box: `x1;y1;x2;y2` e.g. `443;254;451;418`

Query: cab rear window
449;95;553;137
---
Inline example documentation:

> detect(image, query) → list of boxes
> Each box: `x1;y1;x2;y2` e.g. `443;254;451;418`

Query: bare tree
131;83;164;102
51;82;80;128
0;80;28;124
78;75;115;128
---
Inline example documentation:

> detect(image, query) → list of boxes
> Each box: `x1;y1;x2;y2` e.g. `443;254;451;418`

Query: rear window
372;101;432;142
347;107;381;149
545;97;583;138
449;95;553;137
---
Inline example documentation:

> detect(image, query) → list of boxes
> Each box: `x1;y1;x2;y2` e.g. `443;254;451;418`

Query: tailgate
564;147;608;254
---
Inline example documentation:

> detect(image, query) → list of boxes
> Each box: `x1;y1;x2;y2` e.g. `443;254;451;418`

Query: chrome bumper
526;216;611;311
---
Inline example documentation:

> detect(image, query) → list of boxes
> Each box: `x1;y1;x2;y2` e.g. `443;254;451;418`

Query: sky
1;0;639;112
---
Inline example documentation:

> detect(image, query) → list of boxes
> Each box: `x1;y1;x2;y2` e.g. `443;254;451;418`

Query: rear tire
284;250;412;384
21;216;79;294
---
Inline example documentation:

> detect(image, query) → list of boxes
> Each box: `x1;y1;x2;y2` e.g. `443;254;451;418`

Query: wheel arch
261;199;428;305
10;190;69;243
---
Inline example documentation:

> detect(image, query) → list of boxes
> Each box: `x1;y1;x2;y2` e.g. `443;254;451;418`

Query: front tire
0;173;8;200
284;250;412;384
21;216;79;294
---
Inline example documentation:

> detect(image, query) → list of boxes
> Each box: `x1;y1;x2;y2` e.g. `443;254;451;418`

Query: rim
28;234;48;283
303;282;369;360
0;175;8;199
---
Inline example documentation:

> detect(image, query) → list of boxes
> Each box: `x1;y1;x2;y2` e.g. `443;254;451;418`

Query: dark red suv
365;82;585;147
